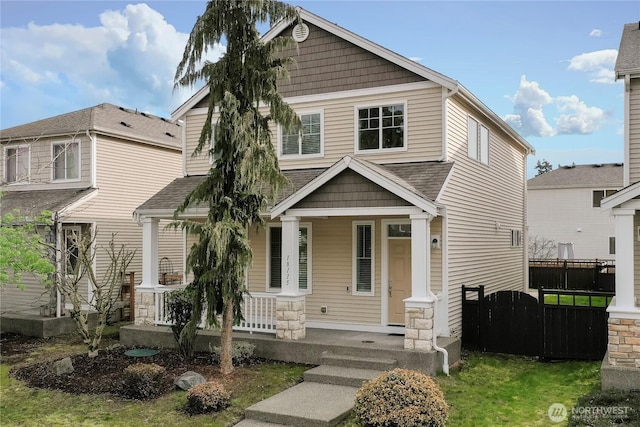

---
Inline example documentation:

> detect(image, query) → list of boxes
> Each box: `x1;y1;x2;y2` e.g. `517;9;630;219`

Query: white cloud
567;49;618;84
589;29;603;37
504;75;610;138
504;75;555;137
408;56;422;62
555;95;609;134
0;3;225;122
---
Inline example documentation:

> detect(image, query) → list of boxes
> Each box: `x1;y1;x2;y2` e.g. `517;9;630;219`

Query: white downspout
429;290;449;376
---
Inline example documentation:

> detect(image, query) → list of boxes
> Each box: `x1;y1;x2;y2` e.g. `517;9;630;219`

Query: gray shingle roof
0;103;181;150
0;187;96;217
527;163;623;190
135;161;453;214
616;22;640;77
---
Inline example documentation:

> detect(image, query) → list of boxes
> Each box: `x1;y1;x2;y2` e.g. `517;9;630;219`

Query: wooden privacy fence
529;259;615;292
462;285;614;360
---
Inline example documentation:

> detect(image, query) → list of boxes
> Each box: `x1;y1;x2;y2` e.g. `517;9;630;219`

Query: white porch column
409;213;433;300
276;215;305;340
612;208;636;309
280;215;300;295
404;213;435;351
141;217;160;287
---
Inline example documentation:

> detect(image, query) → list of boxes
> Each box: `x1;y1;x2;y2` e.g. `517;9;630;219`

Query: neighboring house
133;8;533;351
0;103;184;325
600;22;640;389
528;163;623;260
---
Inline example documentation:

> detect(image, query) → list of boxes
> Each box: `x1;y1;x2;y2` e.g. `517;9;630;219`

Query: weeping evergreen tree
174;0;300;375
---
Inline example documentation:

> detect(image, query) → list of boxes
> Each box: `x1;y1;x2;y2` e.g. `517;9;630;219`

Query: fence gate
462;285;613;360
462;286;539;356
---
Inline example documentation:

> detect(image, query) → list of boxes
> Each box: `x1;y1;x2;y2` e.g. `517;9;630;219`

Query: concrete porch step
321;353;397;370
243;381;357;427
304;365;383;387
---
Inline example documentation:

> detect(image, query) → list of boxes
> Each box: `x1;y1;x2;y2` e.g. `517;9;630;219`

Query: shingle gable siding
292;169;411;209
193;22;426;110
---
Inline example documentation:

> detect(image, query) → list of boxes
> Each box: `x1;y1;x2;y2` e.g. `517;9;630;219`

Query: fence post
538;287;545;360
563;260;568;290
478;285;485;352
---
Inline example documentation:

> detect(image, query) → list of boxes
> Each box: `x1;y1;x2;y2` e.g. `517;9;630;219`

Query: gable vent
292;23;309;42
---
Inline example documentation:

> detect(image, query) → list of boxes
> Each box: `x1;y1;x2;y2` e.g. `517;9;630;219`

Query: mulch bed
1;332;256;398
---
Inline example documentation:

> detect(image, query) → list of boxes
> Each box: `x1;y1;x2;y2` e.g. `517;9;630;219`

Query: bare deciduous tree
56;229;135;357
528;235;557;260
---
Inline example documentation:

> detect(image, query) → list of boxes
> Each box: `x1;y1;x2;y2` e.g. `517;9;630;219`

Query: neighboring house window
609;237;616;255
357;104;405;151
268;224;311;292
281;112;323;157
353;221;374;294
592;189;617;207
53;141;80;181
467;116;489;165
511;229;522;248
5;145;29;183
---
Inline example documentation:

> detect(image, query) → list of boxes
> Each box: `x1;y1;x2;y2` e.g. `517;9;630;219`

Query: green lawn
543;294;611;307
0;330;626;427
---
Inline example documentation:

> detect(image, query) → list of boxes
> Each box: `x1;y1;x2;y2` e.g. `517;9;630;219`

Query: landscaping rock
175;371;206;390
51;357;74;375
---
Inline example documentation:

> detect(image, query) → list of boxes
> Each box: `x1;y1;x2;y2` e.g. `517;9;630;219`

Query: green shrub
210;341;256;366
122;363;167;400
185;381;230;414
166;286;198;358
354;368;449;427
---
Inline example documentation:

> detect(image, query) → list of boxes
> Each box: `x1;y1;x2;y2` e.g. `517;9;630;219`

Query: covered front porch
134;156;454;351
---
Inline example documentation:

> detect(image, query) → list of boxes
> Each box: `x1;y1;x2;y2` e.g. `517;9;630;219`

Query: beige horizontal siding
184;114;210;176
628;79;640;184
65;136;182;288
1;135;91;190
247;217;382;325
0;274;52;313
184;86;444;176
442;98;527;336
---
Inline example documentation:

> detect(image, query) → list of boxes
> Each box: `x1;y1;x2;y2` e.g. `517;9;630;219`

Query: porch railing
152;286;276;334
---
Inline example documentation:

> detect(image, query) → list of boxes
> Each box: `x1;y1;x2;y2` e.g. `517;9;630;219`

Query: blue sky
1;1;638;177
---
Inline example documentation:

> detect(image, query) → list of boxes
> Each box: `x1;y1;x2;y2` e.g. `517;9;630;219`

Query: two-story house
131;8;533;354
0;103;184;337
528;163;623;260
600;22;640;390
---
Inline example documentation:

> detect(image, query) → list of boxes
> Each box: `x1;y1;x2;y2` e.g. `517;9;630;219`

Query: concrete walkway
234;353;397;427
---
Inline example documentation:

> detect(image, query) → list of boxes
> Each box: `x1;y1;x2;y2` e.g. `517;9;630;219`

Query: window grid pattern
358;104;404;151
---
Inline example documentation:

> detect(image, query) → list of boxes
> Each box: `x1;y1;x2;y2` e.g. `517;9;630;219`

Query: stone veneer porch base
601;351;640;391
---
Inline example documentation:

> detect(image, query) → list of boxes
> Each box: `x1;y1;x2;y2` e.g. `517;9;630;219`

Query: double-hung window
268;224;311;292
281;112;323;157
357;103;405;152
53;141;80;181
353;221;374;295
467;116;489;165
5;145;30;184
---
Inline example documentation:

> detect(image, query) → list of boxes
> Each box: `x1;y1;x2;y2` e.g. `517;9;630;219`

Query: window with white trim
592;189;617;207
268;224;311;292
53;141;80;181
609;236;616;255
467;116;489;165
281;112;323;157
357;104;405;151
511;229;522;248
353;221;374;294
4;145;30;184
